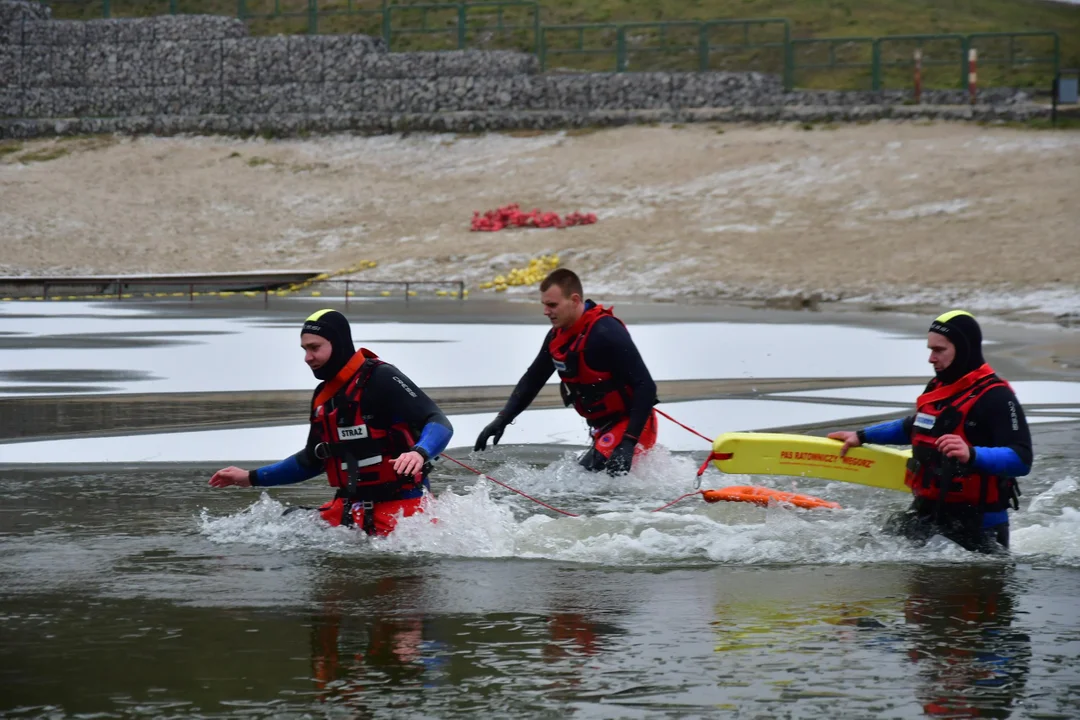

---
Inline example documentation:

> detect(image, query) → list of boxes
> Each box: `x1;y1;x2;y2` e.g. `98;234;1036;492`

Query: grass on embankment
45;0;1080;91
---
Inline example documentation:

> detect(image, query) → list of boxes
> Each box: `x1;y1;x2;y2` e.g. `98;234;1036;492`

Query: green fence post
457;4;466;49
308;0;318;34
236;0;247;21
782;19;792;90
698;23;708;72
538;26;546;70
616;25;626;72
1051;32;1060;78
533;3;540;55
868;38;876;91
169;0;178;15
383;6;392;50
103;0;111;19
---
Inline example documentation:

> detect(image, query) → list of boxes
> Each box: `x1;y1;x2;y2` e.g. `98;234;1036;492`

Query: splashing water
195;447;1052;567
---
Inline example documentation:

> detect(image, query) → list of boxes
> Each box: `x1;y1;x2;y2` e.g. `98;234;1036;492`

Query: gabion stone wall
0;0;1045;138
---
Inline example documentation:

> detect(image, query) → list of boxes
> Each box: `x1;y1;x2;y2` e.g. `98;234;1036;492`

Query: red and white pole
968;48;977;105
913;48;923;104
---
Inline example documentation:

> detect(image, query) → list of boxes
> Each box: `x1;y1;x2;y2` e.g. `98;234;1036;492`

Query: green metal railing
967;31;1060;85
538;18;791;88
30;1;1063;93
616;21;700;72
700;18;791;87
791;37;875;90
871;33;966;90
537;23;619;72
790;31;1060;91
384;1;539;52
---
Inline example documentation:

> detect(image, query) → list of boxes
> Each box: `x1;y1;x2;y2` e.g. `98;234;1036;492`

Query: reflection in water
1;464;1076;717
706;566;1032;718
904;566;1030;719
310;576;438;708
306;569;622;712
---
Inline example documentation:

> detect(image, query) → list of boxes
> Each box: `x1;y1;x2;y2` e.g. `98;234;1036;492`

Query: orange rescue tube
702;485;841;510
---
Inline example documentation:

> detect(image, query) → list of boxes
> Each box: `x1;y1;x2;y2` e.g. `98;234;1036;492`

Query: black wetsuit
501;313;657;443
252;363;453;496
872;383;1032;553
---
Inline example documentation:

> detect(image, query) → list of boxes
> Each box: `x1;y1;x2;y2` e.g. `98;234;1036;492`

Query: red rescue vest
549;304;635;427
311;348;421;499
904;364;1011;508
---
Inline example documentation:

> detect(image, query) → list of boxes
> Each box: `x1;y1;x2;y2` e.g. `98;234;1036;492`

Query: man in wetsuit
209;309;453;536
473;269;658;476
829;310;1032;553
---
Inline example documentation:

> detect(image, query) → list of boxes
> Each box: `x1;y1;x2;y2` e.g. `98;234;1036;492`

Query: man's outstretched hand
209;466;252;488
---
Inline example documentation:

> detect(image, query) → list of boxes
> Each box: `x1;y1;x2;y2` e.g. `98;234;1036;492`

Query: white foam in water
1026;477;1080;513
195;448;1007;567
199;494;366;553
380;484;528;558
1013;507;1080;566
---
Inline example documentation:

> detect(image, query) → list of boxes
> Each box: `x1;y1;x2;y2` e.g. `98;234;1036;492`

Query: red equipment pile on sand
471;204;598;232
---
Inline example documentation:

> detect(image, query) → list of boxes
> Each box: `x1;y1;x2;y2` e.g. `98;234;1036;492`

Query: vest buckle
360;500;376;536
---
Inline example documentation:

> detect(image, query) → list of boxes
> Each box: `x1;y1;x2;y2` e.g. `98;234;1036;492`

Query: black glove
605;437;637;477
474;415;508;452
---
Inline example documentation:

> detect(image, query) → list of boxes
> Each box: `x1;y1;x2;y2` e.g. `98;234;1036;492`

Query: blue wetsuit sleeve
251;450;323;487
966;385;1033;476
971;446;1031;477
861;418;911;445
416;422;453;458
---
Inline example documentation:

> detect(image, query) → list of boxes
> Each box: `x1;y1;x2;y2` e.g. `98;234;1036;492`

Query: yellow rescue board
711;432;912;493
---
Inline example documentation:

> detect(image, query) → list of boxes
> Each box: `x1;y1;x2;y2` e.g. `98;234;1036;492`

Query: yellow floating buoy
380;290;391;297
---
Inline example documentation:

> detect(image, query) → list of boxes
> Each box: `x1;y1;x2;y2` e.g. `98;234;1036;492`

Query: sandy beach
2;122;1078;317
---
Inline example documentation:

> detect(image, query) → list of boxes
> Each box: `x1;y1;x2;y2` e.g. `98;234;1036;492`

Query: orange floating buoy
702;485;841;510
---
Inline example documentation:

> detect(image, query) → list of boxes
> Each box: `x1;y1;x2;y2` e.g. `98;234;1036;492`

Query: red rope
441;453;580;518
443;452;719;518
649;490;705;513
654;408;713;443
443;406;725;518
